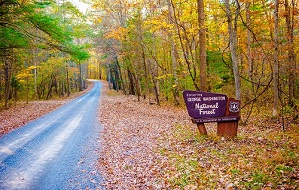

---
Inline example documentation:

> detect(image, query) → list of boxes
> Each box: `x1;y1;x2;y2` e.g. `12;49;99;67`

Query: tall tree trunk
79;62;83;91
197;0;207;91
108;67;112;89
225;0;241;101
114;55;124;92
141;46;150;100
151;66;160;106
170;43;180;105
167;0;180;105
273;0;280;116
246;1;253;86
133;73;141;101
284;0;296;105
3;49;11;109
98;60;102;80
127;69;135;95
153;77;160;106
66;64;70;97
46;73;55;100
169;0;200;91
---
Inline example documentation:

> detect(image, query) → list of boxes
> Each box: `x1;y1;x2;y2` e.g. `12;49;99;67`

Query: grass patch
160;121;299;189
106;89;121;96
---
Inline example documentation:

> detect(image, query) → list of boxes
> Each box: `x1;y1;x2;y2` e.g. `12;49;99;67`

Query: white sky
69;0;90;13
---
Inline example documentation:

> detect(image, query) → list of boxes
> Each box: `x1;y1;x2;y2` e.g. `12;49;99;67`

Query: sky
69;0;90;13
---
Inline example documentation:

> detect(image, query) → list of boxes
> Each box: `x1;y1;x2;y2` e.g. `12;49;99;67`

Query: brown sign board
183;90;240;123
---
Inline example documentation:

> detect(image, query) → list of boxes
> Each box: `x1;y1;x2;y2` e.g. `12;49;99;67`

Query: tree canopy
1;0;299;121
0;0;91;108
88;0;299;120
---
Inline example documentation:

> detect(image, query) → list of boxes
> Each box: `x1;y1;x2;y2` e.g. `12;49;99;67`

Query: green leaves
70;44;90;61
28;13;67;41
0;28;29;48
0;0;90;60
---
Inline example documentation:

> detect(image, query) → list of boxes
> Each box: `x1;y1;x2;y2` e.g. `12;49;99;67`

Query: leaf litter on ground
97;82;299;189
1;81;298;189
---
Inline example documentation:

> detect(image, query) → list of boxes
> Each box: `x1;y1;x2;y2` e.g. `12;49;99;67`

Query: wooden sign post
183;91;240;137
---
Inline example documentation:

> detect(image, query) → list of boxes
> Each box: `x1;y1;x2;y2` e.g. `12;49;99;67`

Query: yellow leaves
16;72;34;85
155;74;173;80
143;19;173;33
94;17;103;24
16;73;34;80
27;66;39;70
16;66;38;81
105;27;128;41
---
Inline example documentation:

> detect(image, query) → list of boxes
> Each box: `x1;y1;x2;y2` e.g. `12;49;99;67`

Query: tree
273;0;280;117
197;0;207;91
0;0;91;107
167;0;180;105
284;0;296;105
224;0;241;100
89;0;299;120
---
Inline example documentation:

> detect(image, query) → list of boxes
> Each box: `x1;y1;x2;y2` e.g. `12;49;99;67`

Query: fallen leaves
97;82;299;189
0;101;64;136
97;82;191;189
2;81;297;189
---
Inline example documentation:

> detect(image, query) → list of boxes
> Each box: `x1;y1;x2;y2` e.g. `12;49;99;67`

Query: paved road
0;80;104;189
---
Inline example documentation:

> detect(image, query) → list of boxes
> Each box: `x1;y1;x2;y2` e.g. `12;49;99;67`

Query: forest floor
1;81;298;189
98;82;299;189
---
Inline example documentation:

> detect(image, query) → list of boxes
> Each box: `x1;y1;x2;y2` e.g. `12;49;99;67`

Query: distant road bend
0;80;104;190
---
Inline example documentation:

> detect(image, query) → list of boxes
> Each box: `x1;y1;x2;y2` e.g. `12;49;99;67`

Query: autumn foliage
1;0;299;189
0;0;90;108
89;0;299;121
88;1;299;188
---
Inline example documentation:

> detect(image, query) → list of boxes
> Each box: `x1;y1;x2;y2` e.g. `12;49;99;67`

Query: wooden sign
183;90;241;137
183;91;227;118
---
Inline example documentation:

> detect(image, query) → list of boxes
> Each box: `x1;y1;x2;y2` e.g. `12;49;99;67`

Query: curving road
0;80;104;190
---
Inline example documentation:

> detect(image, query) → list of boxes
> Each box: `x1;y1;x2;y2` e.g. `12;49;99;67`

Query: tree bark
79;62;83;91
127;69;135;95
167;0;180;105
114;55;124;92
66;64;70;97
284;0;296;105
273;0;279;116
246;2;253;87
3;49;11;109
225;0;241;101
169;0;200;91
197;0;207;91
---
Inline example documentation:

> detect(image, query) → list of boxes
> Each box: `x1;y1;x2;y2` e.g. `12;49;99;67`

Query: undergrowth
161;116;299;189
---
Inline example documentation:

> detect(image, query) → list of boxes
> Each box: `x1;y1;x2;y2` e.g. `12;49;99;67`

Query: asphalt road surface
0;80;104;190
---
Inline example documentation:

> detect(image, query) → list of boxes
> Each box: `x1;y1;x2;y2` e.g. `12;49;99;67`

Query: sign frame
183;90;241;136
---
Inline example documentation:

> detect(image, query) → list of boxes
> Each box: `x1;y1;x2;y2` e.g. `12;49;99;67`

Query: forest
1;0;298;121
